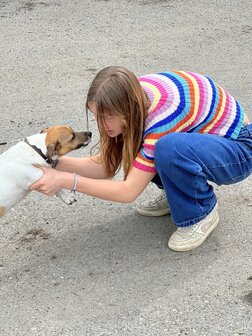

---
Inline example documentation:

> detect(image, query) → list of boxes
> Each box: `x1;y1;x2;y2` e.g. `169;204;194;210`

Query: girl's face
88;101;125;138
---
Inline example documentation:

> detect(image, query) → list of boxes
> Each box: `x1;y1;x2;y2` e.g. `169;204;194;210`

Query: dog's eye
71;134;76;141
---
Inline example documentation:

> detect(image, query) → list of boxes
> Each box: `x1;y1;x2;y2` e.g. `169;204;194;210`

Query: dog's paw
68;194;77;205
56;190;77;205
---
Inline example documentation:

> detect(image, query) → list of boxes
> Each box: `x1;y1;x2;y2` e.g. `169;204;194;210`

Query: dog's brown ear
40;127;48;134
46;143;59;161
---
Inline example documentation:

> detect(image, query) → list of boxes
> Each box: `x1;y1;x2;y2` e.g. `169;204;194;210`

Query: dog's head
41;126;92;161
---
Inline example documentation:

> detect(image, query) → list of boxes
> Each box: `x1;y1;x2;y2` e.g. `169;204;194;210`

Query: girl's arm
31;165;155;203
62;166;155;202
56;154;108;179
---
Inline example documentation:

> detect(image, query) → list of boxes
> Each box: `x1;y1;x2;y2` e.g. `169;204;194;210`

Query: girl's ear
121;119;127;134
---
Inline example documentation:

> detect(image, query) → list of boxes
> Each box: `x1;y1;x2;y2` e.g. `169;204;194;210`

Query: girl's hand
30;165;64;196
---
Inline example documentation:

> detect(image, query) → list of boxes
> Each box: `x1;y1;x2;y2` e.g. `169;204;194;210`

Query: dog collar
24;138;58;168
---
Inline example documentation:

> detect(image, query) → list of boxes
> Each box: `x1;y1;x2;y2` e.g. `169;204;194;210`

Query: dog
0;126;92;218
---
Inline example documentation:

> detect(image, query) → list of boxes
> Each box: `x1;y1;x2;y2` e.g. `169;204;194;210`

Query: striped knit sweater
133;71;245;173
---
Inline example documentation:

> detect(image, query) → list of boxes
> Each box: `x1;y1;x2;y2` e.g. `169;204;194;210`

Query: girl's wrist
58;171;74;190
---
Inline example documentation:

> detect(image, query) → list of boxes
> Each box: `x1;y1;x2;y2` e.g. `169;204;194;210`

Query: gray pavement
0;0;252;335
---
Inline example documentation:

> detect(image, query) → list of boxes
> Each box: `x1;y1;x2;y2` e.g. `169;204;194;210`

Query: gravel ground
0;0;251;335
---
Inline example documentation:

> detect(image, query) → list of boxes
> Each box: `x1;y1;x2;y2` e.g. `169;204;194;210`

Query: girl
31;66;252;252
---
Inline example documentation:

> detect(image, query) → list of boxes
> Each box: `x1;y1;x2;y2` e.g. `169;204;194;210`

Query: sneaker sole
168;211;219;252
136;207;170;217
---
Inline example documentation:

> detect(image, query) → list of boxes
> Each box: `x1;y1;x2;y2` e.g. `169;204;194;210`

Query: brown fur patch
44;126;91;159
0;206;6;218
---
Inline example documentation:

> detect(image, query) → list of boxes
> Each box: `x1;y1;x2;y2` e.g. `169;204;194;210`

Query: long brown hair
86;66;149;178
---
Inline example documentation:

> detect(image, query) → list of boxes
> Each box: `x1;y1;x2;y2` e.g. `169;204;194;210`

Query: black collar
24;138;48;161
24;138;58;168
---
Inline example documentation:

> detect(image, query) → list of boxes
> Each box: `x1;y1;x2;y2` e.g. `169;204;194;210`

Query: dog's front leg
56;190;77;205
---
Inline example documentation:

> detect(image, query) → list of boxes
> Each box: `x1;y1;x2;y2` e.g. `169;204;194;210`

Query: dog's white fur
0;133;76;218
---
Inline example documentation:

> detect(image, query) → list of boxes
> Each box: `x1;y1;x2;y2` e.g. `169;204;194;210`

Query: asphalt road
0;0;251;335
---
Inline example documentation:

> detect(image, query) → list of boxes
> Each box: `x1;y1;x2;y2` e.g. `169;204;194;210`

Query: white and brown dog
0;126;92;218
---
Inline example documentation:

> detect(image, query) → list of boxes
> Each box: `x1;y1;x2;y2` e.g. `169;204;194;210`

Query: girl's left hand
30;165;63;196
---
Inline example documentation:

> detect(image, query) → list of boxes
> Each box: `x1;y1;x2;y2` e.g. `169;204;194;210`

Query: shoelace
150;193;167;206
176;223;203;237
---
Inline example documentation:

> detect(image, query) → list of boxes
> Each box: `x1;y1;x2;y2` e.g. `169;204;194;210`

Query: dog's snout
81;131;92;139
76;131;92;148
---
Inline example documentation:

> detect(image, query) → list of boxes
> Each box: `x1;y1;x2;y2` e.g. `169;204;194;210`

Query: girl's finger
30;181;41;190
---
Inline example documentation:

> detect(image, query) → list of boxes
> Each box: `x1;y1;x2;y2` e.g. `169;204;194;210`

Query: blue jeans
153;124;252;227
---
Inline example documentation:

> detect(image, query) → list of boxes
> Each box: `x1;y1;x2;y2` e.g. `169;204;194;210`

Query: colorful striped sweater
133;71;245;173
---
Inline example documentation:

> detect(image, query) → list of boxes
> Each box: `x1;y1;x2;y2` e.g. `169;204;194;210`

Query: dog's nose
86;131;92;138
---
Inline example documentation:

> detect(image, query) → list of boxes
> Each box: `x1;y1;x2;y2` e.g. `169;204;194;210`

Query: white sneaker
168;204;219;252
136;190;170;217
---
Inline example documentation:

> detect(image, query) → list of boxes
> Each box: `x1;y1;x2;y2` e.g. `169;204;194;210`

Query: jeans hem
174;201;218;228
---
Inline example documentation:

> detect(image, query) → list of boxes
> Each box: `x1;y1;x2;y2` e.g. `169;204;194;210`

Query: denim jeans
153;124;252;227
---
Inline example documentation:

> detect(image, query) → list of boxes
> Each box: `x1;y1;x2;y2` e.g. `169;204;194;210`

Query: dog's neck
25;133;47;156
